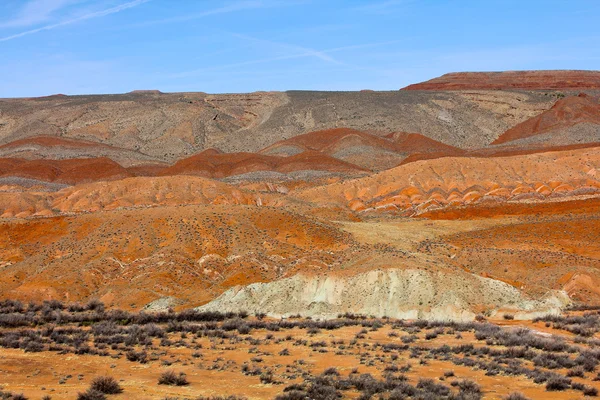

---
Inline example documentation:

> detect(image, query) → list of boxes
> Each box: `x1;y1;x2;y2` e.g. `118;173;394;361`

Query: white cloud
127;0;303;27
0;0;77;28
0;0;150;42
168;38;406;79
229;32;339;64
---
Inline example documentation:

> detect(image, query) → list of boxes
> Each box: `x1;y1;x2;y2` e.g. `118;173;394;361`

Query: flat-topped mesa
402;70;600;91
128;89;163;94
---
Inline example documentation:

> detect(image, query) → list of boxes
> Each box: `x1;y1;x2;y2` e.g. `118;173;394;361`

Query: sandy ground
1;316;600;399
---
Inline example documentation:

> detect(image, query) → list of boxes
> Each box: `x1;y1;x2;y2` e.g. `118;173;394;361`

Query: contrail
0;0;150;42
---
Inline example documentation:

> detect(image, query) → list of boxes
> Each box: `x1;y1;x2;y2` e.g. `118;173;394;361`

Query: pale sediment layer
197;268;570;321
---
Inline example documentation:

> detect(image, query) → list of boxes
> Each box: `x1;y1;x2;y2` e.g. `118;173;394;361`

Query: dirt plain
2;303;600;399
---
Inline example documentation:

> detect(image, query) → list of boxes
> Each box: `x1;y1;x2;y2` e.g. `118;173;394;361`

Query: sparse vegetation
504;393;529;400
158;371;189;386
0;301;599;398
76;390;106;400
89;376;123;394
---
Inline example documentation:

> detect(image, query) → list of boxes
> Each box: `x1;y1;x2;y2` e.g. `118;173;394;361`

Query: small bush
90;376;123;394
504;393;529;400
279;348;290;356
76;390;106;400
401;335;416;344
274;391;307;400
566;366;585;377
416;378;450;396
425;331;438;340
126;350;147;363
545;376;571;391
458;380;483;400
260;371;275;384
158;370;189;386
584;386;599;397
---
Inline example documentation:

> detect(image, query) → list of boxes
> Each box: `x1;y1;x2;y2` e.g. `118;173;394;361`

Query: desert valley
1;70;600;399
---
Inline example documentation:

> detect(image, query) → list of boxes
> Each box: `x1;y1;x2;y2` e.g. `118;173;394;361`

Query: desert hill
160;148;367;178
0;205;353;307
0;88;558;157
492;93;600;146
0;175;279;218
0;135;163;167
261;128;464;171
0;157;133;185
0;128;462;184
296;146;600;214
403;70;600;90
1;70;600;319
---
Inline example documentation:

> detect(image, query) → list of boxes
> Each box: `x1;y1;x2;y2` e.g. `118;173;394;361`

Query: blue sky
1;0;599;97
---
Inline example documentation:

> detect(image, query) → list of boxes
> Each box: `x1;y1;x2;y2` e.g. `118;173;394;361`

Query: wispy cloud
0;0;150;42
128;0;301;28
230;32;339;63
0;0;76;28
169;38;406;79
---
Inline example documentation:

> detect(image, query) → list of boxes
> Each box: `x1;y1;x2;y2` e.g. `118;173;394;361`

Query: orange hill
295;146;600;215
0;205;352;307
0;175;278;218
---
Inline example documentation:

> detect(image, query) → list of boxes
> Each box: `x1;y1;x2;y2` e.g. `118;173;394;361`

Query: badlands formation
1;70;600;320
3;70;600;399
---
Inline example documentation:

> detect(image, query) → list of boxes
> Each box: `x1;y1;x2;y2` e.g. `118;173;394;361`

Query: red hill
160;149;366;178
261;128;463;171
0;157;132;184
492;94;600;145
403;70;600;91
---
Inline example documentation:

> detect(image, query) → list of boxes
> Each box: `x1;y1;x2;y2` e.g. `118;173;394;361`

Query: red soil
387;132;466;164
263;128;462;156
262;128;464;171
129;89;163;94
492;94;600;144
160;149;366;178
126;163;169;176
401;141;600;166
0;143;366;185
420;196;600;220
0;158;23;174
0;157;132;184
403;70;600;91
